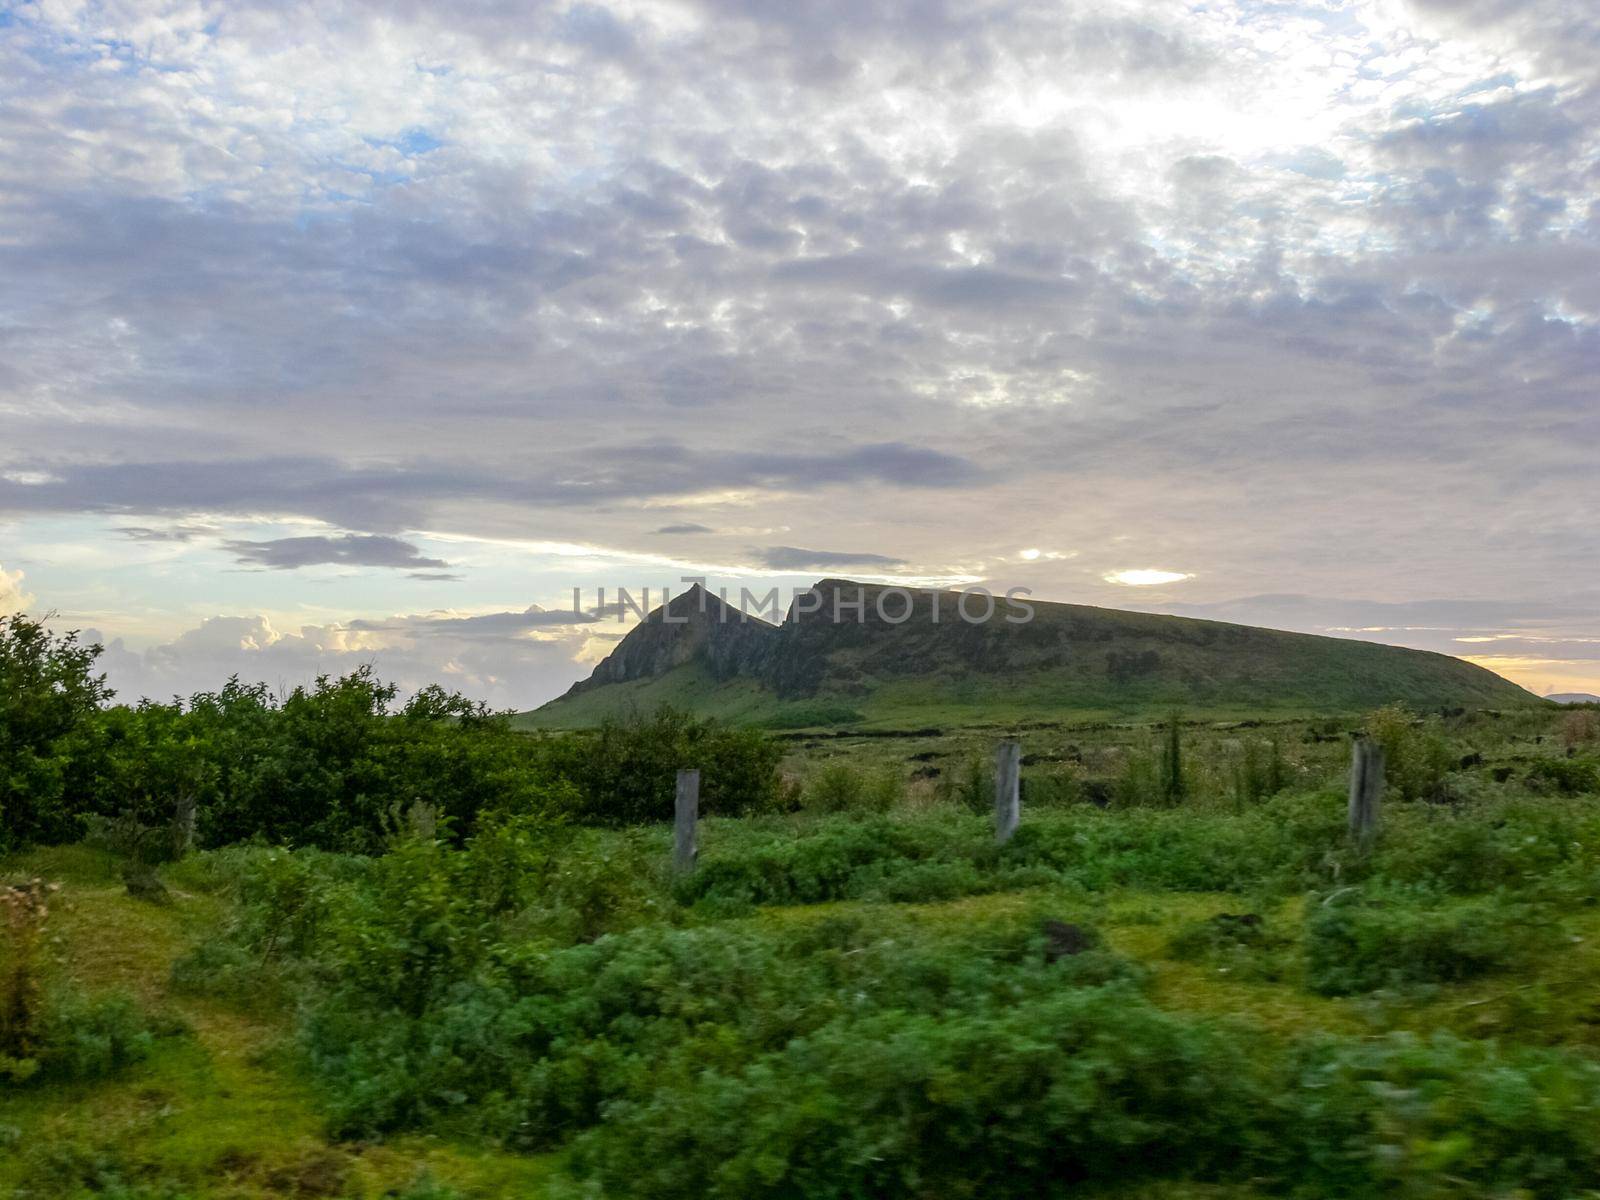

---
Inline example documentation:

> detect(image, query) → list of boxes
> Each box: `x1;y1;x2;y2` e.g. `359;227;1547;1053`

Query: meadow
5;613;1600;1198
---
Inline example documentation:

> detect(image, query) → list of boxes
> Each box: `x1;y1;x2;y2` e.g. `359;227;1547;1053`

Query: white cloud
96;606;601;710
1105;569;1193;586
0;564;32;615
0;0;1596;706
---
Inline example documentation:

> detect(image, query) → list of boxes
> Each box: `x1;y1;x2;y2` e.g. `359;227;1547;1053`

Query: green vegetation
5;608;1600;1197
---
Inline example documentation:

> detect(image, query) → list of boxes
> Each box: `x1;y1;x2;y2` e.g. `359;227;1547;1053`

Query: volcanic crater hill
529;579;1545;728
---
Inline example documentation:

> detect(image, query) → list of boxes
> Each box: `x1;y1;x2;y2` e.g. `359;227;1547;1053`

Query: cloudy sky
2;0;1597;708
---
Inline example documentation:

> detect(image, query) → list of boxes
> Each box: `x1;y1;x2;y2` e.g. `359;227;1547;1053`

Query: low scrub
1305;886;1552;995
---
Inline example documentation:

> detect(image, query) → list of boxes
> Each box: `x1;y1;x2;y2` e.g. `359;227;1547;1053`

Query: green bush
1305;887;1551;995
299;905;1137;1145
1367;703;1455;803
575;983;1265;1199
1287;1032;1600;1197
1;989;178;1085
802;764;901;815
539;706;784;825
1526;756;1600;796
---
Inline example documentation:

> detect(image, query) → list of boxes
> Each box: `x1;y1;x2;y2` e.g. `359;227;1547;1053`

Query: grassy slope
0;845;559;1200
523;590;1543;730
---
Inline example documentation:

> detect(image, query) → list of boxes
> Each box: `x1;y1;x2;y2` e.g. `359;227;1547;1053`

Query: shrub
1366;703;1454;803
803;764;901;815
1287;1032;1600;1197
575;983;1267;1199
1305;887;1550;995
1525;756;1600;796
3;987;177;1086
540;706;784;825
299;906;1139;1145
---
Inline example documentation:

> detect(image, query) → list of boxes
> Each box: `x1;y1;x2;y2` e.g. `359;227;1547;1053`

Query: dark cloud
0;443;988;528
224;535;450;571
652;523;714;534
755;546;906;570
349;606;602;636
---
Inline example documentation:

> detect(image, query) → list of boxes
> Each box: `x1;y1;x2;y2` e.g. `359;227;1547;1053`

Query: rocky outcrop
560;584;777;697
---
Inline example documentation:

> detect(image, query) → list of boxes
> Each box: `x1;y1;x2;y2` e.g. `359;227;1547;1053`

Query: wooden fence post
995;741;1021;844
674;769;700;873
1348;737;1384;843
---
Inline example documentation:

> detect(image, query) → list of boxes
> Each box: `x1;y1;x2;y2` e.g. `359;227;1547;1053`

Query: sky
1;0;1597;709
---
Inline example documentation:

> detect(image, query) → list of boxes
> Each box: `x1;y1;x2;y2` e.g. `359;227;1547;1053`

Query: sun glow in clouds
1104;568;1192;586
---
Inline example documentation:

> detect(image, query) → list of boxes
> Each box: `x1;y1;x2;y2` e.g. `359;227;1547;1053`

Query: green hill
522;579;1543;729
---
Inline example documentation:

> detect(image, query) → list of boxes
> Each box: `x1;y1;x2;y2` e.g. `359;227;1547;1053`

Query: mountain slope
524;580;1544;728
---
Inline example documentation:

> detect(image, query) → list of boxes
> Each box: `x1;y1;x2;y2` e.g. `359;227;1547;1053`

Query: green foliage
802;763;901;815
1230;736;1288;807
680;792;1358;909
541;706;784;825
1525;756;1600;796
1305;886;1552;995
2;988;177;1086
1287;1032;1600;1198
8;657;778;855
1366;703;1455;803
0;614;113;847
936;752;992;813
576;981;1264;1199
297;903;1138;1147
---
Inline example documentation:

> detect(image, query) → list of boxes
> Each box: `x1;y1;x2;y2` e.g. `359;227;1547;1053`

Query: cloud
653;523;714;535
224;534;450;571
755;546;906;570
1105;569;1192;587
0;444;988;529
115;524;215;543
0;565;31;615
96;606;604;709
0;0;1597;706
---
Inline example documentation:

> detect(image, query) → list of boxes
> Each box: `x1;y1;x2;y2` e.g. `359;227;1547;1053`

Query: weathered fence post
674;769;700;873
1348;737;1384;843
995;741;1021;844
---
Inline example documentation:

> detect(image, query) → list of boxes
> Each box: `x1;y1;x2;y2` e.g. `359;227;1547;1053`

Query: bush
1366;703;1454;803
299;904;1138;1145
1288;1032;1600;1197
802;764;901;815
575;983;1265;1199
540;706;784;825
1525;756;1600;796
1305;887;1550;995
2;988;177;1085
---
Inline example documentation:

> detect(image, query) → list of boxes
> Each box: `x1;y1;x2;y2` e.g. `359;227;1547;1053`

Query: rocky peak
561;582;777;696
